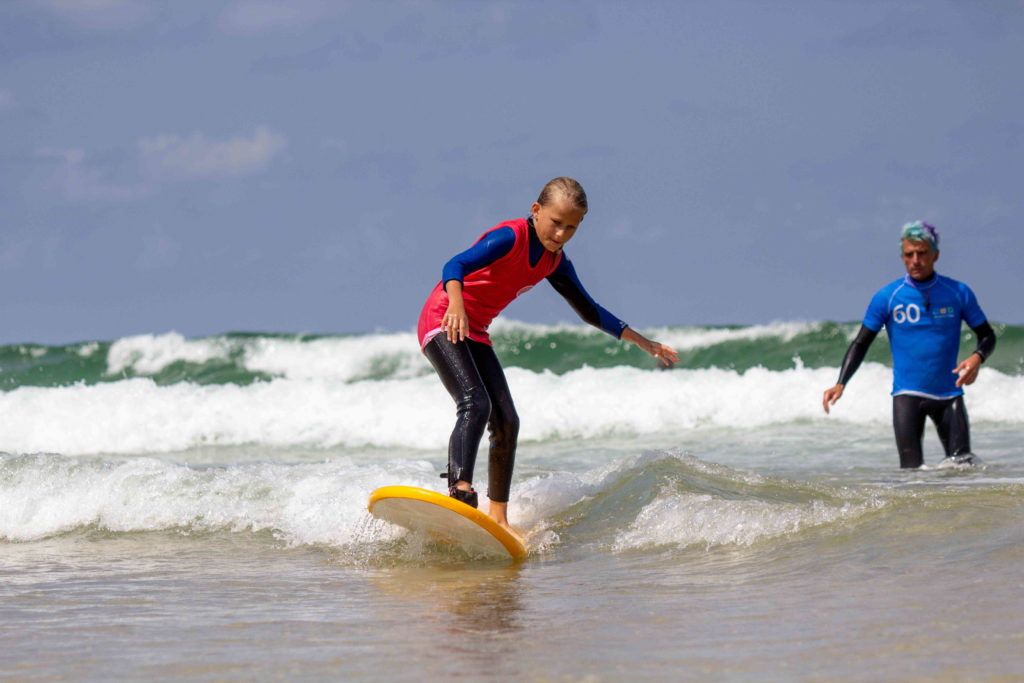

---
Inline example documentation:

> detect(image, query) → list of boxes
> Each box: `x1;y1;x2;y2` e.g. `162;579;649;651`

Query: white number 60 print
893;303;920;323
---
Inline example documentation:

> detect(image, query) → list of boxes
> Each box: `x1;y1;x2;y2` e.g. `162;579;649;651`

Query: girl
418;177;679;537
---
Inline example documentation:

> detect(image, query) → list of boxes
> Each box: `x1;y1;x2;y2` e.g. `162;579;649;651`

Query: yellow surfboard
367;486;527;560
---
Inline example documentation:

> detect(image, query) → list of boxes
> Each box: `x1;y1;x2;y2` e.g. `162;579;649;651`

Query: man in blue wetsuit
822;221;997;468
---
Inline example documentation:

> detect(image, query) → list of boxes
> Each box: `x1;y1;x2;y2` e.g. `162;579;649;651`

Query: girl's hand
645;340;679;369
442;280;469;343
621;327;678;368
442;305;469;343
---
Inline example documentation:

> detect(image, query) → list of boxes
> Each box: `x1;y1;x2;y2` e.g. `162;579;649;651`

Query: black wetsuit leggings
892;394;971;469
423;336;518;503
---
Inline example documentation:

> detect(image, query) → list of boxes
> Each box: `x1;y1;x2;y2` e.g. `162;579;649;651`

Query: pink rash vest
417;218;563;348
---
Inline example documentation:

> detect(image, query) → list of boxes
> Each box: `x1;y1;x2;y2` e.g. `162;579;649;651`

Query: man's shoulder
863;278;907;327
933;273;979;299
934;273;972;289
871;276;907;299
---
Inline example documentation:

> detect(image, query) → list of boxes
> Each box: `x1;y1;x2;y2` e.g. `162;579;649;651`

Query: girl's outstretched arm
546;254;678;368
621;327;679;369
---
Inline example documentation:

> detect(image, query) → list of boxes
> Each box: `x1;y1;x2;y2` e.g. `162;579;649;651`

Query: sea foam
0;362;1021;456
0;452;436;544
3;322;1022;456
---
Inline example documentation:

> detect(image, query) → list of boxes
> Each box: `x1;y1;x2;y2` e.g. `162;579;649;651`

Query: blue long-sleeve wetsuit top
441;220;629;338
862;272;988;398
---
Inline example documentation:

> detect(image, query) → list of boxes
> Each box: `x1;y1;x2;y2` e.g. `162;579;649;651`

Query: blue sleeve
546;254;628;338
960;283;987;328
862;287;890;332
441;227;516;284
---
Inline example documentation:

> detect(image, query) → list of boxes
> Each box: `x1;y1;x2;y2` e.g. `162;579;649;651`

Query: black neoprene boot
449;486;479;509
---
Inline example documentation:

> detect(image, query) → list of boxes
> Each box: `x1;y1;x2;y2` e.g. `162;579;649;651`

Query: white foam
0;361;1020;456
643;320;832;351
0;452;589;547
613;490;876;550
241;332;426;381
75;342;101;358
107;332;229;375
98;322;839;381
0;453;441;544
104;330;430;382
491;318;834;351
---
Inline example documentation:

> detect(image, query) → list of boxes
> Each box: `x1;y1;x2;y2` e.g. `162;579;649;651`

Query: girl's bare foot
488;501;523;542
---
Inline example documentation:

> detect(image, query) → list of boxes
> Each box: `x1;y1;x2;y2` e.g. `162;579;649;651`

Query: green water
3;322;1020;389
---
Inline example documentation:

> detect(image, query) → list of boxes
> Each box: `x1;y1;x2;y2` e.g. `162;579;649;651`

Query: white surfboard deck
367;485;526;560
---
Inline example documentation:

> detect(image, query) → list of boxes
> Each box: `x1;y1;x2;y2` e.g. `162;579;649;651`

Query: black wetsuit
424;335;518;502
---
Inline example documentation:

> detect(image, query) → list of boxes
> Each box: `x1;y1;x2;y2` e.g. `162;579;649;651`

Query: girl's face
532;195;585;253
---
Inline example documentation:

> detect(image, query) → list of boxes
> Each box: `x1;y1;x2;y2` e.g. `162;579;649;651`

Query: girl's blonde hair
536;177;588;214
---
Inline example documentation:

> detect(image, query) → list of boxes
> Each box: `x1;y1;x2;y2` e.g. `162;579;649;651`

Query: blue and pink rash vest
863;272;988;399
417;218;628;348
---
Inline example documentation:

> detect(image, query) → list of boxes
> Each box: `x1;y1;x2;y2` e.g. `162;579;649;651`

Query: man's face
901;239;939;281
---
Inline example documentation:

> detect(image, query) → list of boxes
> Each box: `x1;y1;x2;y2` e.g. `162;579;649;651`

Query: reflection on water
369;563;526;637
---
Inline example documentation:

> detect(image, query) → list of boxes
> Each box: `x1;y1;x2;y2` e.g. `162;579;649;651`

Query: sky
1;0;1022;345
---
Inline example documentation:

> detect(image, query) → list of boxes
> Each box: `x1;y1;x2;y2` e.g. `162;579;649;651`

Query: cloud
31;126;287;203
36;147;147;202
138;126;288;179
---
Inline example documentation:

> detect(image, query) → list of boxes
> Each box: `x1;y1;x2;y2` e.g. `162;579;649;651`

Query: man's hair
536;177;588;214
900;220;939;252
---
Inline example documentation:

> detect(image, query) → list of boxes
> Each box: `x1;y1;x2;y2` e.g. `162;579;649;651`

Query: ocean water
2;320;1023;680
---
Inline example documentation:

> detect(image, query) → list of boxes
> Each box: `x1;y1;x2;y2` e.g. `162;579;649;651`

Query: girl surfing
418;177;679;538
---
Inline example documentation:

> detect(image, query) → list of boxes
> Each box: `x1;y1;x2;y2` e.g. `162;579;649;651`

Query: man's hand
822;384;845;414
954;353;983;388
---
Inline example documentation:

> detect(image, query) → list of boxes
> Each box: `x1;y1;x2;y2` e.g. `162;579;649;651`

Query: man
822;221;997;468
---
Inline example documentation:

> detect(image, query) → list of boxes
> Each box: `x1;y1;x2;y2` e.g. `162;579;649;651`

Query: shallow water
2;324;1023;679
4;426;1023;680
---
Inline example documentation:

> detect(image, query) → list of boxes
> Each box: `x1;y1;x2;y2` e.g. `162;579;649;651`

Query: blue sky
2;0;1022;344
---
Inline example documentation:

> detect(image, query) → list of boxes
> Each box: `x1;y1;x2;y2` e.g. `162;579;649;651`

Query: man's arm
953;321;997;387
823;325;879;413
971;321;997;362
